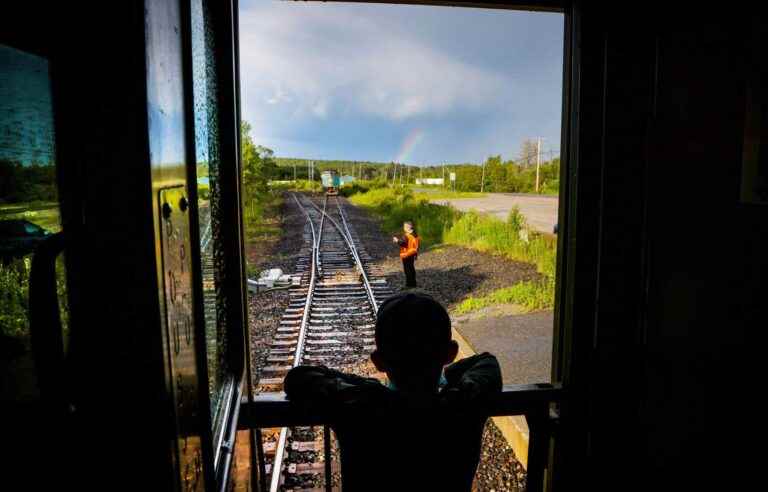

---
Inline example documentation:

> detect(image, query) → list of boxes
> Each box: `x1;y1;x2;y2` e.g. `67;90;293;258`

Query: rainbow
394;128;425;164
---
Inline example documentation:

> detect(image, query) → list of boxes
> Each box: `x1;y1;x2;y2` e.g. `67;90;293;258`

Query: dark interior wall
642;15;767;486
570;5;768;489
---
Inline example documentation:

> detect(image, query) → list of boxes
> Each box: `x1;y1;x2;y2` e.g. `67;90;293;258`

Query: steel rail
305;196;379;314
268;194;322;492
333;196;379;313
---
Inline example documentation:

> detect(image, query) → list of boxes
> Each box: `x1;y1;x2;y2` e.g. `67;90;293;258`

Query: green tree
240;121;278;225
484;155;506;192
241;121;277;197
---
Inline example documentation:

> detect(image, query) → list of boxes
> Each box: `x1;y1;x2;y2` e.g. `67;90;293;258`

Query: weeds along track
257;193;394;491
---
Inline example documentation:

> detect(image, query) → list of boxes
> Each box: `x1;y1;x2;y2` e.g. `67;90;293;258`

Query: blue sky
239;1;563;166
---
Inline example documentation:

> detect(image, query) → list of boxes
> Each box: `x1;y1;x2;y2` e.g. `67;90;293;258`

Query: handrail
240;383;561;429
242;383;561;491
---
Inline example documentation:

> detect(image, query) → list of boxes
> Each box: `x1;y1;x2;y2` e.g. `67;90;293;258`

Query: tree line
241;121;560;197
0;159;58;204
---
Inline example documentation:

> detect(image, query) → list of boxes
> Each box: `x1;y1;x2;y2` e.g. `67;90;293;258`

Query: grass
444;209;556;278
0;201;61;232
348;186;557;312
1;255;69;345
456;280;554;314
243;190;287;279
244;191;283;242
349;187;457;247
269;179;322;193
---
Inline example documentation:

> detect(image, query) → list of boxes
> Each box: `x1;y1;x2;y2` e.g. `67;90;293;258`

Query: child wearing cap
392;221;420;288
284;292;501;491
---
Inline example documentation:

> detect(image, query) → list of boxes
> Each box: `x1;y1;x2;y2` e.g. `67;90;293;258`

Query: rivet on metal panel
174;317;181;355
169;270;177;303
184;314;192;346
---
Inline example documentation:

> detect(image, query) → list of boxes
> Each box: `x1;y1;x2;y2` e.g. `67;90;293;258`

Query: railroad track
257;193;394;491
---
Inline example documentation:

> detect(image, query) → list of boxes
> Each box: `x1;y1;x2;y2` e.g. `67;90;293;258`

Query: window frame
228;1;598;491
180;0;253;486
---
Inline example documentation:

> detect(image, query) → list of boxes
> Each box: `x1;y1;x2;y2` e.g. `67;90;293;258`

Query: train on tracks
320;169;340;195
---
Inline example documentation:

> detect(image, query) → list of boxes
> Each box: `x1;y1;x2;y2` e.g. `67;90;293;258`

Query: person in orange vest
392;221;420;288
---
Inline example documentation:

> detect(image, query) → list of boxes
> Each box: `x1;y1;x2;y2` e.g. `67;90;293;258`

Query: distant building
415;178;444;185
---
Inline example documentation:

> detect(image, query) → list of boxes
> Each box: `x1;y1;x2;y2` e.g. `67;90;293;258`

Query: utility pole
535;138;542;193
442;163;445;188
480;159;486;193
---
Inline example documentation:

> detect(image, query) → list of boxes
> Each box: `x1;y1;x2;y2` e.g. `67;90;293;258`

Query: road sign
449;172;456;181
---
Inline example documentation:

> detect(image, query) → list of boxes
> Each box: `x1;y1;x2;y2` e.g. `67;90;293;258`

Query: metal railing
242;383;562;491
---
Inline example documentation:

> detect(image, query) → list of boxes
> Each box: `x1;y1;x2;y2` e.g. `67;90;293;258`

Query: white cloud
265;85;292;105
238;2;509;127
311;98;329;118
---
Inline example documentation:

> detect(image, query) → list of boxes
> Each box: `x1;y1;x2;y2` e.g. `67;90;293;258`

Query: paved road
432;193;558;233
454;309;553;385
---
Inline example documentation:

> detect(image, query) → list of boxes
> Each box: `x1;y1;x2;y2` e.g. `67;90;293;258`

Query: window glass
191;0;231;431
0;43;68;402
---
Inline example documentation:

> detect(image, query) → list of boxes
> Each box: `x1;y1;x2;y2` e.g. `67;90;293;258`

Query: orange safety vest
399;233;419;259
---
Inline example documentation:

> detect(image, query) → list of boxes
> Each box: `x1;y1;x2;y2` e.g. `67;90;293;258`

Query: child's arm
443;352;502;402
284;365;381;405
